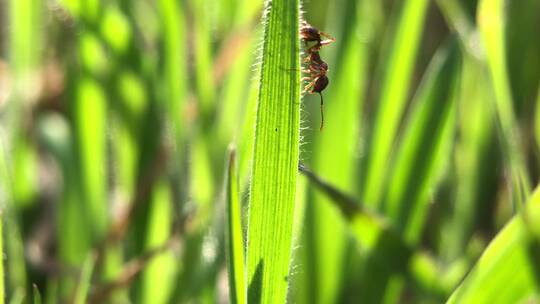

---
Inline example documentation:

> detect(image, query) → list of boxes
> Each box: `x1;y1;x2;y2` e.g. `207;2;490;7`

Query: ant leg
319;39;336;48
320;39;334;47
319;31;336;43
318;92;324;131
303;81;315;94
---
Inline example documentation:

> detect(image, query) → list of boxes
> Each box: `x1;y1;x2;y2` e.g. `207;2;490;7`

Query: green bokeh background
1;0;539;303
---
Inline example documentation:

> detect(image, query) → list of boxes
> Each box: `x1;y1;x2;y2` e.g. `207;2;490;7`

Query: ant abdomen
313;76;329;93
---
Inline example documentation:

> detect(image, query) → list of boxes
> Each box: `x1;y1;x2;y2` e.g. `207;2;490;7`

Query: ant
300;21;334;130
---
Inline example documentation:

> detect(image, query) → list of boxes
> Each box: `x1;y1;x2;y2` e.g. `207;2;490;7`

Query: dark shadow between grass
248;260;264;303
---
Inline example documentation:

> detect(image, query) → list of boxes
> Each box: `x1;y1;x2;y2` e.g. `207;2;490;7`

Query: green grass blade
446;188;540;304
8;289;24;304
505;0;540;115
0;214;3;304
288;170;307;302
536;87;540;150
0;128;8;304
32;284;41;304
360;0;430;208
4;218;27;300
44;279;58;304
141;181;176;304
73;253;97;304
192;0;216;119
246;0;301;301
159;0;186;148
75;78;108;241
5;0;42;295
477;0;530;209
226;148;245;304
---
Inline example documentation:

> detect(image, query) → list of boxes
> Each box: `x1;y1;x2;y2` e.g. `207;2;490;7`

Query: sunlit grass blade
192;0;216;119
0;129;8;304
246;0;301;301
159;0;187;148
74;78;108;241
0;214;3;304
8;288;25;304
288;169;307;301
141;181;176;303
155;2;187;300
4;217;27;300
226;147;245;304
67;24;109;274
32;284;41;304
536;87;540;150
5;0;42;296
73;253;97;304
477;0;530;209
360;0;430;208
446;188;540;304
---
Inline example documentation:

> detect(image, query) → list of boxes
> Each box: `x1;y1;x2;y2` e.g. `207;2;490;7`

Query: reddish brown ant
300;21;334;130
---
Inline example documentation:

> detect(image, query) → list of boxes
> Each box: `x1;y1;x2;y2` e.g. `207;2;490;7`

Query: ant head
313;75;329;93
301;25;321;42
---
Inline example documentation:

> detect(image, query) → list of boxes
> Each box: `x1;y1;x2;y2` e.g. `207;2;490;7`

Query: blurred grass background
0;0;540;303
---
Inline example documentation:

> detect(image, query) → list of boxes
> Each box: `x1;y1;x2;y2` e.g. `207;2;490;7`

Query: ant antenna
319;92;324;131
